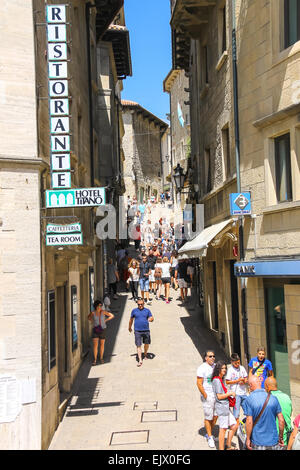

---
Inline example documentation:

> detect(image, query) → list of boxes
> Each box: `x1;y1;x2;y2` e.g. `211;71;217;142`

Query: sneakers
207;436;216;448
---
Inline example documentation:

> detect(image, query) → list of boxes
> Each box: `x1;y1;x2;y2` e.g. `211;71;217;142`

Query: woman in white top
161;256;172;303
128;259;140;301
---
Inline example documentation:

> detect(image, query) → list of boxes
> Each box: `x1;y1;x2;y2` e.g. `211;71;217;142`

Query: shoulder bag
237;392;271;450
214;376;236;409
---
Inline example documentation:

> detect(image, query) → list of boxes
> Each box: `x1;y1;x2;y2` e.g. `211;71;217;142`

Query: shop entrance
265;286;290;395
230;261;241;356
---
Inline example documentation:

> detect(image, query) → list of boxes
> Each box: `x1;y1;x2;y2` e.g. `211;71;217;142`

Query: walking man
265;377;293;448
197;350;218;448
242;375;285;450
128;299;154;367
139;254;151;304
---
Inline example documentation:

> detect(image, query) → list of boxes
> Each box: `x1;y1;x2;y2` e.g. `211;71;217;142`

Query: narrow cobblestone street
49;259;232;451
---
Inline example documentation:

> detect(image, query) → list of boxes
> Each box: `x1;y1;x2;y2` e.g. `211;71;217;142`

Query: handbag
214;376;236;409
93;324;103;334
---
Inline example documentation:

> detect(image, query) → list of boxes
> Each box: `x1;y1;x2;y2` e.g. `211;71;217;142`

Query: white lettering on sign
236;265;256;275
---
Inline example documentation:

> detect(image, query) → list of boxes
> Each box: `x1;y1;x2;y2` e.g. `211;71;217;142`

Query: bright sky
122;0;172;123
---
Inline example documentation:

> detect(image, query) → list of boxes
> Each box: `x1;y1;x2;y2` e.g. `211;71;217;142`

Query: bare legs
92;338;105;364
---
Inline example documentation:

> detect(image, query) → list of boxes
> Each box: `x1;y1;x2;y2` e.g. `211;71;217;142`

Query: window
47;291;56;370
274;133;292;202
222;126;231;179
205;147;212;193
212;262;219;330
71;285;78;351
284;0;300;48
218;4;227;55
203;45;209;84
222;6;227;53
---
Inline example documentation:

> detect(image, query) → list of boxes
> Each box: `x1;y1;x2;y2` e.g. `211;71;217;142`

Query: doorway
56;285;68;398
265;285;290;395
230;261;241;356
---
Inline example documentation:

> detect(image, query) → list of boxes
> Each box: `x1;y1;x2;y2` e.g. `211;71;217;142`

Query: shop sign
230;192;252;215
46;233;83;246
46;4;71;189
46;223;82;234
46;187;106;208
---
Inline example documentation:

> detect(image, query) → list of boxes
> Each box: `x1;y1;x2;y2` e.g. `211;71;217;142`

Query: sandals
137;361;143;367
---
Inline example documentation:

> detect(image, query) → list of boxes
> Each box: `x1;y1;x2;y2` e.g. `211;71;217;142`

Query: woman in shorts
212;361;238;450
88;299;114;365
161;256;172;303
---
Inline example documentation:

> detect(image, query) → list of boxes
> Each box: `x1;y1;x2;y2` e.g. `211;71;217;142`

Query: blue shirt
249;357;273;388
242;389;282;446
130;307;152;331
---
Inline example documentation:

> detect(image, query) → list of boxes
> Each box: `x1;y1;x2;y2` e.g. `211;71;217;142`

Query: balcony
95;0;124;41
171;0;216;38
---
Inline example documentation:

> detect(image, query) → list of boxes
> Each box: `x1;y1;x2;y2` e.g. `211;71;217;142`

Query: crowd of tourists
197;346;300;450
108;195;195;305
88;194;300;450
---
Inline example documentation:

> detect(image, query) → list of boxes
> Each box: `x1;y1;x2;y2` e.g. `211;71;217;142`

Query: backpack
292;426;300;450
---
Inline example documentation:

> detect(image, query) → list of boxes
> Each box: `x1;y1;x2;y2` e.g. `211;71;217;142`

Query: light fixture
173;163;185;192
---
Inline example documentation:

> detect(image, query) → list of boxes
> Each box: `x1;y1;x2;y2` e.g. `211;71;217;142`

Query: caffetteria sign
46;4;71;190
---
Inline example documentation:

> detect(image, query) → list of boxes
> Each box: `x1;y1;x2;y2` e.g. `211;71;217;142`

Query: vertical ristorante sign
46;4;71;189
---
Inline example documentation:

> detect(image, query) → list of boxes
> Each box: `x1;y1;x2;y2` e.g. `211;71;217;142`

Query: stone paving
49;274;237;451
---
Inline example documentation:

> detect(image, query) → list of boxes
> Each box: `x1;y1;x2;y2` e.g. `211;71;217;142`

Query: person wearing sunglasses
128;299;154;367
197;351;218;448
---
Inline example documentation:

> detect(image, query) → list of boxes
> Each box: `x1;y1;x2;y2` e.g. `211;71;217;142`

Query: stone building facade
172;0;300;411
122;101;168;203
0;0;128;450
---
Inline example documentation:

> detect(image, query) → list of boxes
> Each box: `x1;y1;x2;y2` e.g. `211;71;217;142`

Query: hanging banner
46;4;71;190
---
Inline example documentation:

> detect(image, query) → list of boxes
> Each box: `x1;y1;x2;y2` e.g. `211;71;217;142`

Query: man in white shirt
196;350;218;448
225;353;248;421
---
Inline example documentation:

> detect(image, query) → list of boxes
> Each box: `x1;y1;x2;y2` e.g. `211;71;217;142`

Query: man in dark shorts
128;299;154;367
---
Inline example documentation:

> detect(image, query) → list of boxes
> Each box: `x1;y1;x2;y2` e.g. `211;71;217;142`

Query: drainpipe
231;0;250;364
86;2;95;186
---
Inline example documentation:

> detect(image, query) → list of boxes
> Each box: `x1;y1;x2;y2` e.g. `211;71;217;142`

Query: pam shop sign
46;233;83;246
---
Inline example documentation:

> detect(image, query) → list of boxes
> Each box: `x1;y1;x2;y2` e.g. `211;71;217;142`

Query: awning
178;219;234;258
